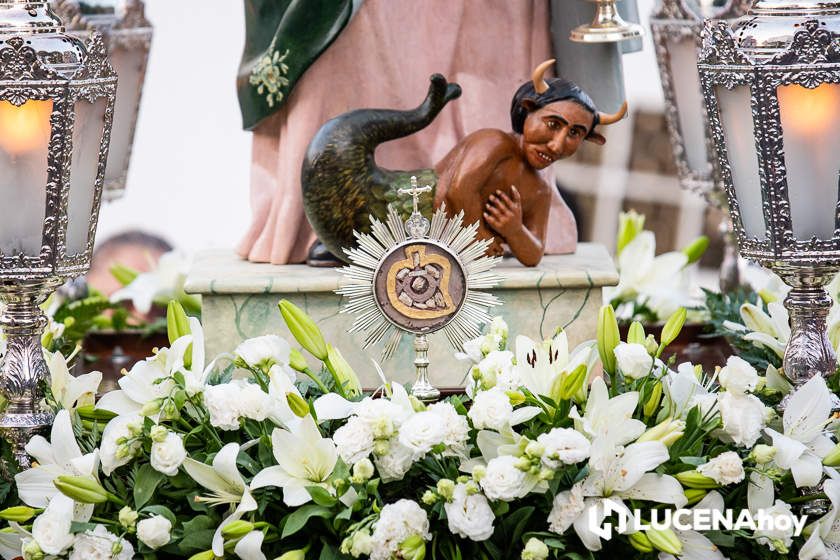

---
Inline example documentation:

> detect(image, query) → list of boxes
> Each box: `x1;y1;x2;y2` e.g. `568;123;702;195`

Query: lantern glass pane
106;46;145;190
716;85;764;239
778;84;840;241
66;97;106;255
0;100;52;256
669;36;709;174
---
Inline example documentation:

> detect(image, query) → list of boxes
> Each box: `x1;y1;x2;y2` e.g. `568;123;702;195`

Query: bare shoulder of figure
456;129;519;165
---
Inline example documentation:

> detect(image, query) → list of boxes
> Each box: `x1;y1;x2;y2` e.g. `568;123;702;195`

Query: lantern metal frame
0;1;117;466
698;14;840;394
53;0;151;201
650;0;751;291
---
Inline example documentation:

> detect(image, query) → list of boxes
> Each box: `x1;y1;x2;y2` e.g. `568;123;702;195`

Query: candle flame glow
777;84;840;135
0;100;52;156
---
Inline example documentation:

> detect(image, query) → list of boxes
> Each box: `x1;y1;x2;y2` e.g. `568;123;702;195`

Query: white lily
799;474;840;560
764;376;835;488
314;381;414;423
661;363;715;420
0;525;24;560
45;349;101;412
660;491;727;560
738;302;790;359
183;443;257;557
603;231;692;321
234;334;293;373
573;440;686;551
14;410;98;509
110;250;192;314
512;333;597;399
96;317;211;415
234;530;267;560
251;415;339;506
570;377;646;451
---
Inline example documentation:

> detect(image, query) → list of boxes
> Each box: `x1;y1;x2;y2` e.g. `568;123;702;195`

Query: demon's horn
598;101;628;125
531;59;555;95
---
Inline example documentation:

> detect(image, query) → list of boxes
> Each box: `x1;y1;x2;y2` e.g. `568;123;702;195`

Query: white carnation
357;398;408;439
70;525;134;560
477;351;516;389
151;432;187;476
137;515;172;550
468;387;513;431
480;455;529;502
444;484;495;541
718;391;766;447
333;416;375;465
371;500;431;560
427;402;470;455
537;428;591;469
548;484;586;534
718;355;759;394
203;383;242;430
236;380;272;422
374;440;416;483
614;342;654;379
399;411;446;456
234;335;291;370
697;451;745;485
100;414;143;476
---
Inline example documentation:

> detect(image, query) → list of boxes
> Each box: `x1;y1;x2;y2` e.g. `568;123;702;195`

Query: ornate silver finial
399;176;432;239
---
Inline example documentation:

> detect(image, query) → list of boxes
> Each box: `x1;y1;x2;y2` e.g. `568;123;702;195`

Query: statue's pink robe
238;0;577;264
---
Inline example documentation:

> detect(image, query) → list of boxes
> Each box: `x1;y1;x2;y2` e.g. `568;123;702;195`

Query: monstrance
337;177;502;401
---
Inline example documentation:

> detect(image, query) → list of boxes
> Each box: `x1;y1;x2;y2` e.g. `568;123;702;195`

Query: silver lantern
53;0;151;201
650;0;751;291
0;0;116;466
698;1;840;401
571;0;644;43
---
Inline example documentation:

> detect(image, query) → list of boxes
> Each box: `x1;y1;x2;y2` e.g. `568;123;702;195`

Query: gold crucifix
399;176;432;216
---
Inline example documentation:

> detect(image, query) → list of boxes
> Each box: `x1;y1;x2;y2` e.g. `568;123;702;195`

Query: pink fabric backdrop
238;0;576;264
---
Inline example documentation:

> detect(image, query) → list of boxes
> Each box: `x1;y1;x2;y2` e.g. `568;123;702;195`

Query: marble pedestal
185;244;618;388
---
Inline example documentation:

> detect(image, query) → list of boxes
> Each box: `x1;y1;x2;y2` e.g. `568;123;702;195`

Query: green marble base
185;245;618;389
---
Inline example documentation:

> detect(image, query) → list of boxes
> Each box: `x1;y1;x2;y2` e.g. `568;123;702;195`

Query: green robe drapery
237;0;354;131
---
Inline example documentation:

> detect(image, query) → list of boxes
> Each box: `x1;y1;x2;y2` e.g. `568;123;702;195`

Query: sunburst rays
336;205;502;360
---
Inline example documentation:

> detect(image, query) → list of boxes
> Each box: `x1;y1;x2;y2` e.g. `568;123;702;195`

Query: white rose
468;387;513;431
457;337;485;364
137;515;172;550
697;451;745;485
444;484;495;541
614;342;654;379
70;525;134;560
236;380;272;422
548;484;586;534
100;414;143;475
718;391;766;447
480;455;529;502
399;411;446;456
754;500;797;553
718;355;759;394
374;440;416;483
32;495;74;555
427;402;470;455
371;500;431;560
151;432;187;476
234;335;291;370
333;416;375;465
537;428;591;469
203;383;242;430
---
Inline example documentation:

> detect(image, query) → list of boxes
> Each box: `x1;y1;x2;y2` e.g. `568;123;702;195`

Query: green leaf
307;485;338;507
281;504;332;538
141;505;177;526
134;464;165;510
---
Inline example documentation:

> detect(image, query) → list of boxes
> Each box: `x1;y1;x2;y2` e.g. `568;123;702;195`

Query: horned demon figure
301;59;626;267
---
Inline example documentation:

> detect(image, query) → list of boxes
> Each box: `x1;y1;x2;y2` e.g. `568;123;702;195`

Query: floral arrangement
0;298;838;560
605;211;709;323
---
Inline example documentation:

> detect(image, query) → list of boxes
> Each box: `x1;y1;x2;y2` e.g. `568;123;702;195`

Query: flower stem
302;367;330;395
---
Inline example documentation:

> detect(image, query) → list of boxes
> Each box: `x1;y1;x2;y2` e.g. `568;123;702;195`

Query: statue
302;60;626;266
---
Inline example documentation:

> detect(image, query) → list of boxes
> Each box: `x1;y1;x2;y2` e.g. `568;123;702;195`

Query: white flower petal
234;530;266;560
618;473;687;507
